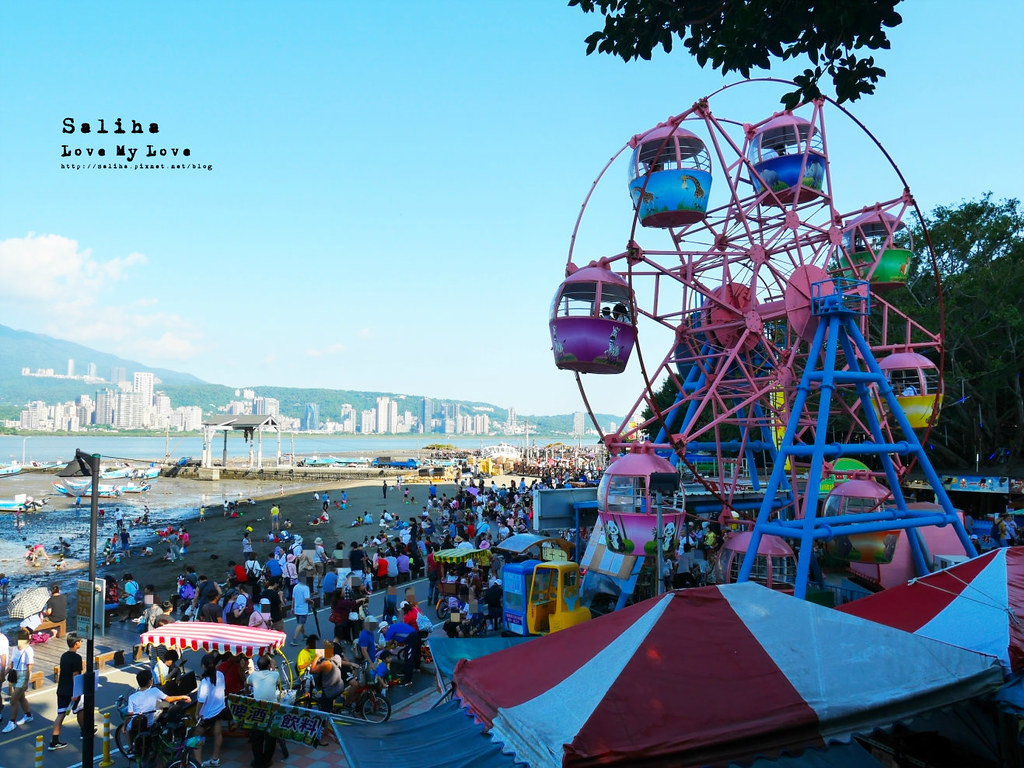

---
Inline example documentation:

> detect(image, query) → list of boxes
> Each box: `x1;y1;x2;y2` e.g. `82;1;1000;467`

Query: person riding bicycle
126;669;192;730
308;642;360;714
383;609;421;686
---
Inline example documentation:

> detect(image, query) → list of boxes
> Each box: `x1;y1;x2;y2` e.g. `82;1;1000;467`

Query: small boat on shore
0;494;47;512
52;480;151;498
100;464;161;480
0;463;22;476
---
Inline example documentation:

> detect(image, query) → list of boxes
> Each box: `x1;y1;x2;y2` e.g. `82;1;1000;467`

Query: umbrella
839;546;1024;675
8;586;51;619
140;622;286;657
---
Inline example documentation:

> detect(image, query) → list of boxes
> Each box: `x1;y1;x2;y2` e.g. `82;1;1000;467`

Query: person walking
192;654;228;768
248;655;281;768
2;630;34;733
290;580;312;646
382;481;388;499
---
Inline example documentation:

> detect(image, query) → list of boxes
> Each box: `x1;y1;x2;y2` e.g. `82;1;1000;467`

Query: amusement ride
549;80;975;600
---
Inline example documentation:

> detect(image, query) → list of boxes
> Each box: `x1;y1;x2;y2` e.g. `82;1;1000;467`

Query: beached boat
100;464;161;480
53;480;151;498
0;494;47;512
0;463;22;476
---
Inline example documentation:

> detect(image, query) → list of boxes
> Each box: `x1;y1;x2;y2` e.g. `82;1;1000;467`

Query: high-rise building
94;389;117;426
375;396;398;434
339;404;356;433
573;411;585;437
360;410;377;434
87;362;97;378
421;397;433;433
111;366;126;384
302;403;321;431
67;359;75;377
133;371;155;407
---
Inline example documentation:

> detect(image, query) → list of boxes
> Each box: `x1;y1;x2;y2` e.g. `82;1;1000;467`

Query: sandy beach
2;472;487;621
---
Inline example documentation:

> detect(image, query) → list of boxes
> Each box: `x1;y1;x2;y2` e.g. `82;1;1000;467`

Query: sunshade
839;546;1024;675
435;548;492;566
455;582;1003;767
8;586;51;619
140;621;286;657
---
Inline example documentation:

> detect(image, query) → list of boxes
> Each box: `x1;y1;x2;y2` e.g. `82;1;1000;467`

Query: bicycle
116;699;196;764
119;703;203;768
294;665;392;723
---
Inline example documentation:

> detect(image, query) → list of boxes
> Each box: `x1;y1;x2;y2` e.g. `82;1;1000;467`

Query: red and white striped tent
140;622;286;657
454;582;1003;767
839;546;1024;676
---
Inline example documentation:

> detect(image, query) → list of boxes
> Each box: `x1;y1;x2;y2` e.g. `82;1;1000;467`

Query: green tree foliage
568;0;903;106
894;195;1024;468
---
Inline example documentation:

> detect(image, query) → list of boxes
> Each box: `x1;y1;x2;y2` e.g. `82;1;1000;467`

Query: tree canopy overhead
569;0;904;107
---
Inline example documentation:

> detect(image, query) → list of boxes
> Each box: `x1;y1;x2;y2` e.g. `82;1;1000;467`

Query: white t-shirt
11;643;34;687
197;671;227;720
248;669;279;702
292;583;311;616
0;632;9;669
128;686;168;726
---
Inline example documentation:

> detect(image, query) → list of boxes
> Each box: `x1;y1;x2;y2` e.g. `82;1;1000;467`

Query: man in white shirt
248;655;281;768
127;669;191;727
290;581;311;646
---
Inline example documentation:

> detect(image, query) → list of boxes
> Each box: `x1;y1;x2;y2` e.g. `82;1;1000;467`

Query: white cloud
0;233;204;366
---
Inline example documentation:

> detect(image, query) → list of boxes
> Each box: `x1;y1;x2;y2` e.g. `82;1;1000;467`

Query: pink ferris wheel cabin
549;261;636;374
748;113;827;205
627;123;712;228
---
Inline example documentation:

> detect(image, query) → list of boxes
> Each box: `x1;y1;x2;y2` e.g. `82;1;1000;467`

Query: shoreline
2;472;518;632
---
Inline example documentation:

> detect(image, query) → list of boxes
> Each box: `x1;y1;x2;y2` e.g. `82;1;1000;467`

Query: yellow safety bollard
34;734;44;768
99;711;114;767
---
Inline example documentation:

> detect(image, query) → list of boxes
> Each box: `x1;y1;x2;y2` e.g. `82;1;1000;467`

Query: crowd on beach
0;475;546;766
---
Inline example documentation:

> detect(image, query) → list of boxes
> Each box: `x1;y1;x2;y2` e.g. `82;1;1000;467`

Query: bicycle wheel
435;600;449;621
166;759;200;768
358;691;391;723
115;720;135;759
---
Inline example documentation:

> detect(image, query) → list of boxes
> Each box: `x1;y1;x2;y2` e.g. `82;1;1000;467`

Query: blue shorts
295;614;308;626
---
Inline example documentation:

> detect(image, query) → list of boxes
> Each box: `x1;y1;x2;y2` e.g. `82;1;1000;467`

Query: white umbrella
8;585;50;619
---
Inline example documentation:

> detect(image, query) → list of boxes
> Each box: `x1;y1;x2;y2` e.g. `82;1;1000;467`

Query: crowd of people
0;476;548;765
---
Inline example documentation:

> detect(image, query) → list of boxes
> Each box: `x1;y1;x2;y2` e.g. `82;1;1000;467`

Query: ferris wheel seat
751;153;827;204
550;316;635;374
846;248;912;288
628;168;712;228
873;393;943;429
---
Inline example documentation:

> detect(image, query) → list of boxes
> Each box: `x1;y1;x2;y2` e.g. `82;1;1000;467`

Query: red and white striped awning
140;622;286;657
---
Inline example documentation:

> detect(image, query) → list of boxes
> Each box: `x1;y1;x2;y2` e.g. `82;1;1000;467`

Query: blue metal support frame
737;278;976;599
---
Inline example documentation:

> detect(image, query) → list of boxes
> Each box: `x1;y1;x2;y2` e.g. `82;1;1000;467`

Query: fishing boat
0;494;47;512
0;463;22;476
100;464;161;480
53;480;151;498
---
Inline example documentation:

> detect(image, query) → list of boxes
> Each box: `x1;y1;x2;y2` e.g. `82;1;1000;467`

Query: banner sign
227;695;329;747
940;475;1010;494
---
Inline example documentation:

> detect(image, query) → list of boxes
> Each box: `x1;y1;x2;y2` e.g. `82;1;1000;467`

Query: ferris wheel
549;80;974;597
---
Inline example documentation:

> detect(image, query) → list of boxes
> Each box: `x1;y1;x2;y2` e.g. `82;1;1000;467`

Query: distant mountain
0;324;622;430
0;323;204;407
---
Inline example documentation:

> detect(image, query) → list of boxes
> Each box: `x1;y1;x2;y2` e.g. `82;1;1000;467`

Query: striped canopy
434;547;492;566
140;622;286;657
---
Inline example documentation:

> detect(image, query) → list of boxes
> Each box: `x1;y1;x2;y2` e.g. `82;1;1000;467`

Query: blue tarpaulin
337;699;520;767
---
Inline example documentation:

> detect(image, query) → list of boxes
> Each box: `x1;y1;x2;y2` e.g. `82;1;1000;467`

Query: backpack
178;580;196;602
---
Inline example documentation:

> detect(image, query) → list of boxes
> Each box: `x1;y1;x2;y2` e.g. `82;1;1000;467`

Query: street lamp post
22;436;30;465
58;450;100;767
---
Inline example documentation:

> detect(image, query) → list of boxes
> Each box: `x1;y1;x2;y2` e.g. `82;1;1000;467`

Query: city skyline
1;3;1020;416
12;355;584;436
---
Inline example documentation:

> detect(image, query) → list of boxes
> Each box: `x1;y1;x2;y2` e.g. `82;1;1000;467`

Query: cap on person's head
378;621;389;630
454;536;464;543
494;579;502;586
399;601;410;609
314;537;323;544
246;526;253;533
260;598;270;606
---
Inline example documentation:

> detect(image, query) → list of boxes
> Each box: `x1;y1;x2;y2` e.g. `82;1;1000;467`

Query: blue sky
1;1;1021;417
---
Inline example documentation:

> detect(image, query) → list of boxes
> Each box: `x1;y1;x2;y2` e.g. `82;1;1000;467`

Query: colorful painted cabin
549;262;636;374
722;531;796;591
877;352;942;428
597;445;683;557
822;478;900;564
748;114;827;204
837;211;913;289
627;124;712;228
